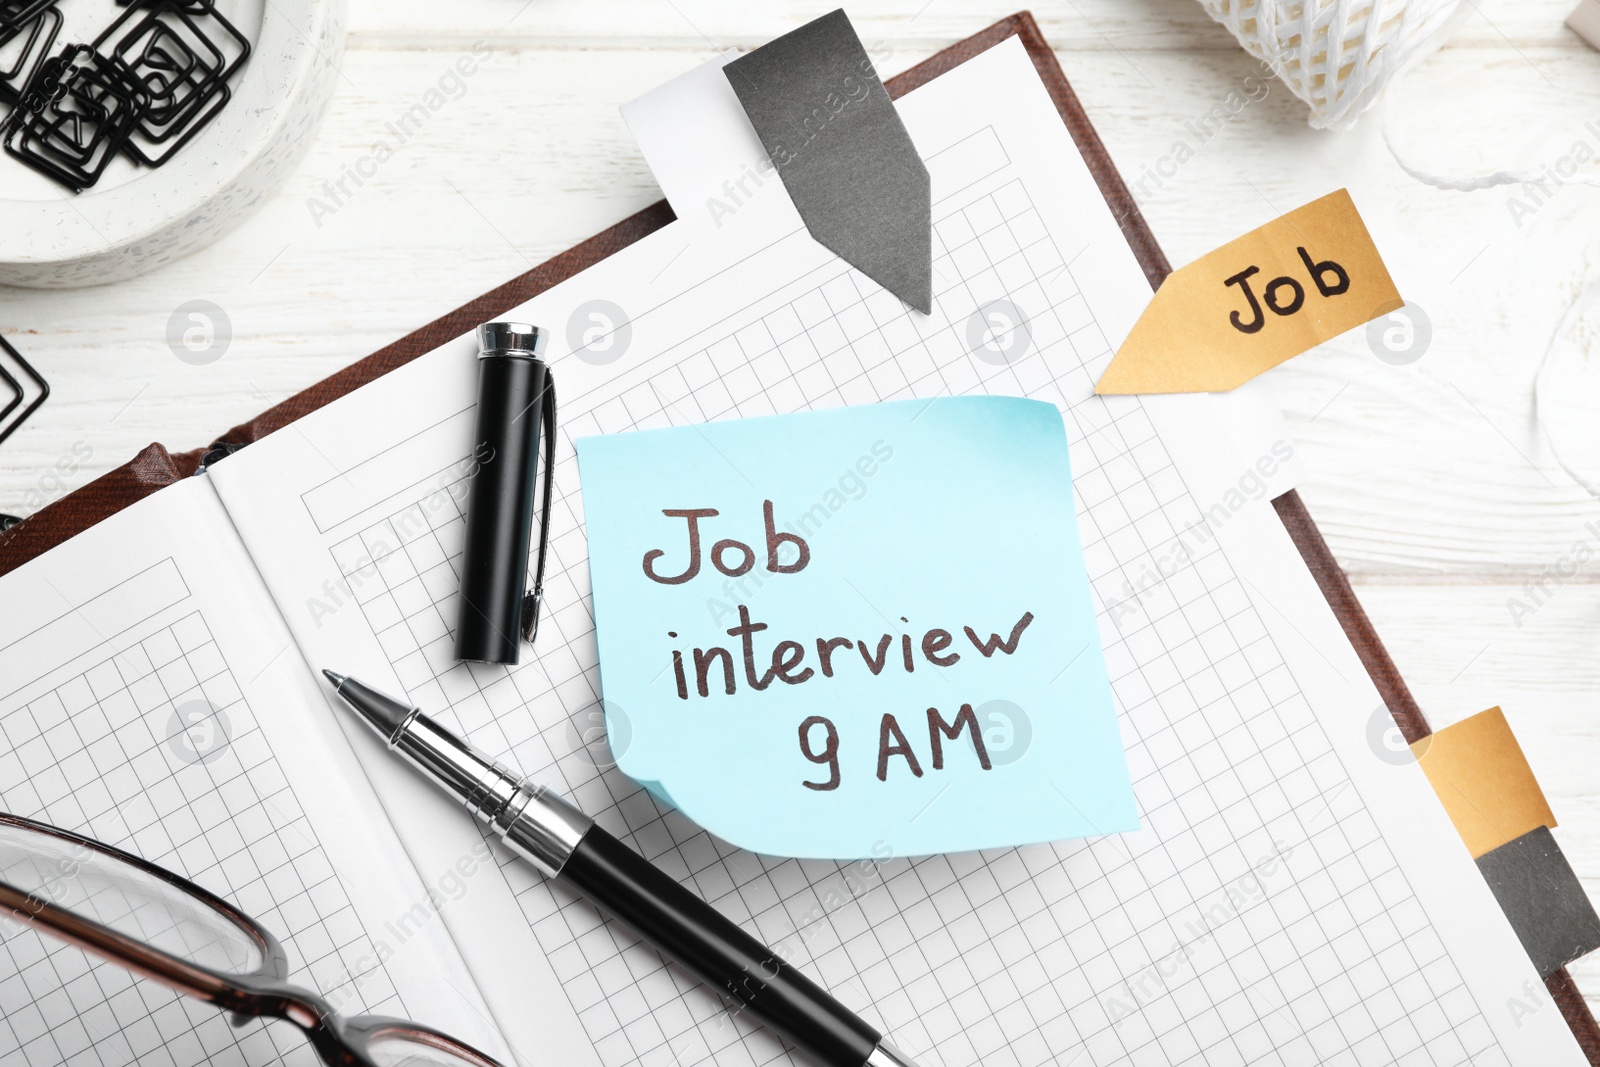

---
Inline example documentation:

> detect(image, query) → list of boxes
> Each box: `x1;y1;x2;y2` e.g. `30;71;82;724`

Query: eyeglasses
0;812;507;1067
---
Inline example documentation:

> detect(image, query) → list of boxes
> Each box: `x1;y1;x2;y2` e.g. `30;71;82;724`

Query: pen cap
455;322;556;665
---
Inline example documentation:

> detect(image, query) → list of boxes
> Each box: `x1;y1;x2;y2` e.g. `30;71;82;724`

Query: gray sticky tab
1474;825;1600;977
724;9;932;314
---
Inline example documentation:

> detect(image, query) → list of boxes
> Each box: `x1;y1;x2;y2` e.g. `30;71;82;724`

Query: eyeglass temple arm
0;882;233;1002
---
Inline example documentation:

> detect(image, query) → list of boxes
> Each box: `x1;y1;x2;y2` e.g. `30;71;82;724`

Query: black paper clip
3;44;150;191
0;334;50;535
0;0;54;34
0;333;49;450
0;4;60;113
1;0;254;190
95;0;250;166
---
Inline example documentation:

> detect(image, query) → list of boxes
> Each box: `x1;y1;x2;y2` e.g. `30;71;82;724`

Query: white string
1196;0;1468;129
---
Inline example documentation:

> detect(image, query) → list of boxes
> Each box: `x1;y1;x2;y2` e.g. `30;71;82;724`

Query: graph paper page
211;35;1584;1067
0;478;507;1066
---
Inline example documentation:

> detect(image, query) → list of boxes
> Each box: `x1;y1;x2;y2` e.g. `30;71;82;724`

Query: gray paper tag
1475;825;1600;977
724;9;932;314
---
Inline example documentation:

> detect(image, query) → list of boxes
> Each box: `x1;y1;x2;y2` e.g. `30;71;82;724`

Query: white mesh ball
1196;0;1468;128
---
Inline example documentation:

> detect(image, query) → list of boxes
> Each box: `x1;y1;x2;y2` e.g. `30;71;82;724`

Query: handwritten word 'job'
1224;246;1348;335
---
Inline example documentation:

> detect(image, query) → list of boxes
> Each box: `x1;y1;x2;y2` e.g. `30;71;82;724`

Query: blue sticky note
576;397;1137;859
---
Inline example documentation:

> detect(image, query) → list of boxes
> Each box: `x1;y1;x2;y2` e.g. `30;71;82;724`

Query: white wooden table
4;0;1599;1015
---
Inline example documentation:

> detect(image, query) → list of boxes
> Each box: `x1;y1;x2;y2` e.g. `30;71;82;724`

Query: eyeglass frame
0;811;506;1067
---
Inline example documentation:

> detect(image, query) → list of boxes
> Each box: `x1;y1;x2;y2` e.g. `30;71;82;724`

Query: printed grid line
327;173;1505;1067
0;600;406;1067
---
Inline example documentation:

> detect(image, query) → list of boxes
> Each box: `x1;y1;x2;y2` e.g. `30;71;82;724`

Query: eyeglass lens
0;820;263;973
0;820;314;1064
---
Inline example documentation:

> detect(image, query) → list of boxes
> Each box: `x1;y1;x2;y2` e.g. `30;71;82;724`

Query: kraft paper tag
1096;189;1402;394
1413;706;1557;859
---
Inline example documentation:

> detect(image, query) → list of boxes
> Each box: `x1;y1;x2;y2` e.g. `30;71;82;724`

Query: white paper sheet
620;48;772;231
209;35;1582;1067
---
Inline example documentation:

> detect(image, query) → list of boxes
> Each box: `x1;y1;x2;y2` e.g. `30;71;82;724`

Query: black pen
322;670;920;1067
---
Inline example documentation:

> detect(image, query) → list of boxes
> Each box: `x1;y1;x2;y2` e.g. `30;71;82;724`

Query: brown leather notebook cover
3;12;1595;1059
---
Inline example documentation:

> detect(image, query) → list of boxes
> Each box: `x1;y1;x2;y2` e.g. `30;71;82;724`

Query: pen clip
520;374;557;644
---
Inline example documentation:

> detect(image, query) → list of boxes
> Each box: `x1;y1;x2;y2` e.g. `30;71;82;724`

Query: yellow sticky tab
1412;706;1557;859
1097;189;1402;394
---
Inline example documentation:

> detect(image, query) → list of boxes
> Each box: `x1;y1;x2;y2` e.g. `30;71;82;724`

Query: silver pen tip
865;1041;923;1067
321;673;417;743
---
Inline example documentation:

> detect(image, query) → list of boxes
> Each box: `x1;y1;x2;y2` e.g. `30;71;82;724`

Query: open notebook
0;29;1587;1067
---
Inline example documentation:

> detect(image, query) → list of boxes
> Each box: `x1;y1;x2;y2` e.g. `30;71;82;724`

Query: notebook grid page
0;565;405;1067
323;160;1503;1067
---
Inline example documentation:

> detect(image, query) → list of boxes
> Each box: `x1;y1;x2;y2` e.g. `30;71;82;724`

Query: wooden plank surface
2;0;1598;1014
